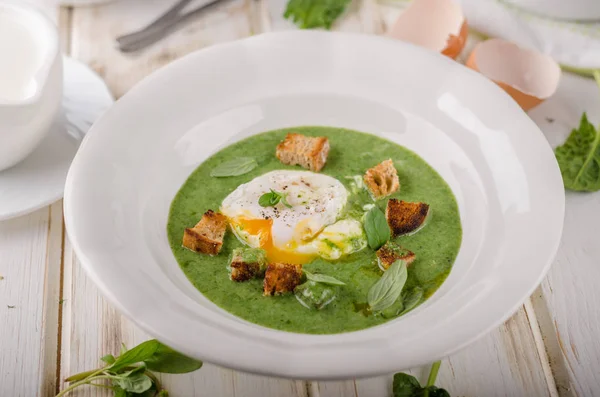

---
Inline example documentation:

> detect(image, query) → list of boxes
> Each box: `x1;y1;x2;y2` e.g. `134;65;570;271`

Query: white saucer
0;57;113;221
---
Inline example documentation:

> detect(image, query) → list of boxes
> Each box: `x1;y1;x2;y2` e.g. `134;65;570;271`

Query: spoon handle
116;0;224;53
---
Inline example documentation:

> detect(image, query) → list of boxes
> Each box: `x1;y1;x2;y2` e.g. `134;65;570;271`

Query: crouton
276;133;330;172
376;241;416;270
263;263;303;296
228;247;268;282
364;159;400;199
182;210;228;255
386;199;429;237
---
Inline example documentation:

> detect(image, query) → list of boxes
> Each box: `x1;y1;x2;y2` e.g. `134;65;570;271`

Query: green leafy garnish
258;189;292;208
57;339;202;396
367;260;407;312
304;270;346;286
400;286;424;315
363;206;391;250
393;361;450;397
555;112;600;191
284;0;352;30
295;281;337;310
210;157;257;177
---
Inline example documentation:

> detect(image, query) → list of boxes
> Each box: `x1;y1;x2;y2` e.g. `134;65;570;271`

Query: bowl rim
63;30;565;379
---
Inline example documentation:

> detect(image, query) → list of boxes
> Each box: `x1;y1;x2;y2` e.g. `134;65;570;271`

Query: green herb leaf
367;260;408;312
427;387;451;397
112;373;153;393
259;189;292;208
101;354;116;364
555;113;600;191
110;340;160;372
158;390;169;397
363;206;390;250
400;286;424;315
113;386;127;397
280;193;293;209
284;0;352;29
304;270;346;286
144;343;203;374
393;372;422;397
210;157;257;178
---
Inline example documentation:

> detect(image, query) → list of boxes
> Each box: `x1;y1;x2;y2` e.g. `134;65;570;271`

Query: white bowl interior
65;31;564;379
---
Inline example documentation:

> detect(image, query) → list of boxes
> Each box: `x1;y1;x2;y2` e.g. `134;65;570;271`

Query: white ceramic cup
0;1;62;172
504;0;600;21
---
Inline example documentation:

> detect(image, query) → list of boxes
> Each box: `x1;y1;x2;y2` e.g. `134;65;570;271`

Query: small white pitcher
0;1;62;171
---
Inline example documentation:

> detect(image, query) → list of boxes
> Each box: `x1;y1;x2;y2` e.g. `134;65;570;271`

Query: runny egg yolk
233;218;316;264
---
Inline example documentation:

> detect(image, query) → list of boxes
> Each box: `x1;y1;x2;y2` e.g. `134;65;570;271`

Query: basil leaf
113;386;127;397
112;373;153;393
210;157;257;178
158;390;169;397
304;270;345;286
427;386;451;397
284;0;352;29
363;206;390;250
400;286;424;315
110;340;160;372
101;354;116;364
259;192;276;207
144;343;203;374
280;194;293;208
555;112;600;191
367;260;407;312
393;372;422;397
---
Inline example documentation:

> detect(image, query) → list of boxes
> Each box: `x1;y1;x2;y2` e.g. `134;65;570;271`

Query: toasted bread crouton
263;263;303;296
182;210;228;255
228;247;268;282
386;199;429;237
376;241;416;270
276;133;330;172
364;159;400;199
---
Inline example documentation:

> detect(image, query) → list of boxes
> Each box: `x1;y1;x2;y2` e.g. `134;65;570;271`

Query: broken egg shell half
387;0;467;60
466;39;561;111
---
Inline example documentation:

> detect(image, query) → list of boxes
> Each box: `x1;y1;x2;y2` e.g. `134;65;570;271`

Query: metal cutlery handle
116;0;224;53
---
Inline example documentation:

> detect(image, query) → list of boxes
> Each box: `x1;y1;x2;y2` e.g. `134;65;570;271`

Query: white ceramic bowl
0;1;62;171
64;31;564;379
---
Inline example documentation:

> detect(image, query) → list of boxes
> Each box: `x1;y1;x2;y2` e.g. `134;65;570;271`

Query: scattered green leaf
367;260;407;312
109;340;160;372
304;270;346;286
258;189;292;208
363;206;390;250
393;361;450;397
57;340;202;397
112;372;153;394
101;354;116;365
284;0;352;29
210;157;257;177
555;112;600;191
400;286;424;315
295;281;337;310
144;344;203;374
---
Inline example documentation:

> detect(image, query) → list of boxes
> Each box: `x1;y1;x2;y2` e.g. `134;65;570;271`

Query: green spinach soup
167;127;461;334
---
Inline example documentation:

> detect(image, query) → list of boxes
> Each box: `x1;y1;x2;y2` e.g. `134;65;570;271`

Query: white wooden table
1;1;599;396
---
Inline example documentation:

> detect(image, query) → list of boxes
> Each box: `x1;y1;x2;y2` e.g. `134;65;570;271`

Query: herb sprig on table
284;0;352;29
554;71;600;192
56;339;202;397
393;361;450;397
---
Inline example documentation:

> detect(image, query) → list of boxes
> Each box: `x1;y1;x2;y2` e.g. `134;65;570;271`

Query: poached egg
221;170;366;264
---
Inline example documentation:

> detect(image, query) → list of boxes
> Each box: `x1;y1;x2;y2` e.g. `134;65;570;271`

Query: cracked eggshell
466;39;561;111
387;0;467;59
